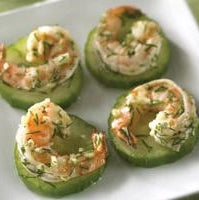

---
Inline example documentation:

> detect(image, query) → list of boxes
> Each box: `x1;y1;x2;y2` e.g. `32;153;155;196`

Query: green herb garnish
155;86;168;93
33;113;39;125
141;139;152;152
150;99;163;105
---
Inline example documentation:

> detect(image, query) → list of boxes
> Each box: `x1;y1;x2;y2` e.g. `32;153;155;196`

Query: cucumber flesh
15;115;107;197
108;94;199;167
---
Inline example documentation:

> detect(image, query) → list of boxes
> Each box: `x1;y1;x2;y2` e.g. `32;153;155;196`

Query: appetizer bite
15;99;107;197
0;26;82;109
108;79;199;167
85;5;170;88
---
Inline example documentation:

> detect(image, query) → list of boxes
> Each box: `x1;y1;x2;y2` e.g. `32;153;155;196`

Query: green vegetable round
14;115;107;197
108;93;199;167
0;66;82;110
0;37;83;110
85;17;170;88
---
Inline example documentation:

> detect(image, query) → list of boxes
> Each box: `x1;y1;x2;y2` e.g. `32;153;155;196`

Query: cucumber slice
0;36;83;109
85;19;170;88
14;115;107;197
0;66;82;110
108;93;199;167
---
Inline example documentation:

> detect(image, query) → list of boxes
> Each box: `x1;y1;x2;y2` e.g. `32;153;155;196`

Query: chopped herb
34;147;52;154
168;127;176;131
99;31;112;40
146;84;153;91
43;41;54;57
52;121;69;139
94;134;102;147
138;40;157;52
137;40;145;45
122;34;133;47
21;146;25;154
155;86;168;93
58;110;62;118
42;106;46;113
156;122;168;132
22;159;30;166
34;33;39;41
40;120;46;124
33;113;39;125
59;55;67;63
150;99;163;105
139;64;146;67
32;48;38;57
45;163;51;167
154;131;167;145
119;14;126;26
43;41;54;48
135;106;141;115
150;54;158;66
174;103;184;117
121;127;134;146
168;91;174;101
145;43;157;52
56;32;64;38
80;163;89;170
188;123;194;130
53;121;63;135
70;40;74;49
42;148;52;153
44;181;56;188
107;47;117;57
128;48;135;57
51;68;60;82
172;137;185;146
34;79;42;89
19;174;35;179
141;139;152;152
36;168;45;177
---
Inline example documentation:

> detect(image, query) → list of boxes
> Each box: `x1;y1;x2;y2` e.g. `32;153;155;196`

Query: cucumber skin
14;115;107;197
15;147;105;197
108;93;199;167
85;27;170;88
0;66;83;110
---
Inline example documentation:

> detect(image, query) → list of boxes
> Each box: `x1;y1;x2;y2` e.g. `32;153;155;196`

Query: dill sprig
141;139;152;152
155;86;168;93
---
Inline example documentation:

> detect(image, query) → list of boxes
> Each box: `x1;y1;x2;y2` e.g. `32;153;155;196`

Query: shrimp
16;99;107;182
94;6;163;76
111;79;198;151
0;26;79;91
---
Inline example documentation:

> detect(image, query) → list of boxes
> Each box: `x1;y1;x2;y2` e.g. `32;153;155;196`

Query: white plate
0;0;199;199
